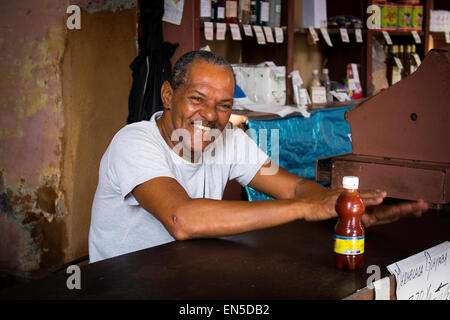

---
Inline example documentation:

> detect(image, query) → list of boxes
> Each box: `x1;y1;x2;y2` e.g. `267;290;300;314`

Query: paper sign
253;25;266;44
445;31;450;44
394;57;403;70
382;31;393;45
340;28;350;43
274;27;284;43
308;26;319;42
162;0;184;25
412;53;421;66
204;22;214;40
411;31;422;44
387;241;450;300
355;28;363;43
229;23;242;40
320;26;333;47
243;24;253;37
216;22;226;40
263;26;274;43
373;277;391;300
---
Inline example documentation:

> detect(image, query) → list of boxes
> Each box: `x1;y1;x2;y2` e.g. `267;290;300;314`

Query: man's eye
190;96;203;103
219;104;232;110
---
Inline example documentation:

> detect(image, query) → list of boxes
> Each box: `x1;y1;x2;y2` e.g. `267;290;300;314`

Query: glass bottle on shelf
257;0;270;26
215;0;225;23
200;0;212;22
224;0;238;24
403;44;411;78
321;68;332;103
250;1;258;24
391;45;402;85
309;69;326;104
239;0;251;25
410;44;419;74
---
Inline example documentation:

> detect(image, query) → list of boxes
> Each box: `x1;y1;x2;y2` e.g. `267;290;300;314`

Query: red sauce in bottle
334;176;365;270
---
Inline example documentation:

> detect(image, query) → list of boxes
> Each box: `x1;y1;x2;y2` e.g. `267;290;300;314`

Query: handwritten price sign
387;241;450;300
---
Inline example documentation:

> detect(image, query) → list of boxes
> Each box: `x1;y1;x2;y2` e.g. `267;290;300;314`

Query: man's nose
199;101;218;123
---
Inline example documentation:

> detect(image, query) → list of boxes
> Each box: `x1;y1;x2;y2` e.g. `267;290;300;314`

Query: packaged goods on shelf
301;0;327;28
232;63;286;106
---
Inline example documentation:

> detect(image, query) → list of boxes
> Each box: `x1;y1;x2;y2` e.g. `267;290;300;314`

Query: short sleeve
107;125;176;201
228;127;269;186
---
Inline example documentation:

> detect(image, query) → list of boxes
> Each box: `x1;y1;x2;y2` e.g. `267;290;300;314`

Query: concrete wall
0;0;136;275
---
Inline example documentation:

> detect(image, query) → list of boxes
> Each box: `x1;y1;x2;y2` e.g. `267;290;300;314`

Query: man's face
160;59;235;156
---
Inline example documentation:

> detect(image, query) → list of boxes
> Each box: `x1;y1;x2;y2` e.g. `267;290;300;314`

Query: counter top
0;209;448;300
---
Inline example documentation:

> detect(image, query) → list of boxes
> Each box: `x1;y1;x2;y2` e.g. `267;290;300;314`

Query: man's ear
161;81;174;111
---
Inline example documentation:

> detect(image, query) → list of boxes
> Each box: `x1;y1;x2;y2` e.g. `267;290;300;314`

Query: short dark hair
169;50;235;91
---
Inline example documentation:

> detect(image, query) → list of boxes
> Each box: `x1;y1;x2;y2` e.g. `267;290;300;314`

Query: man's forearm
293;178;330;199
170;198;310;240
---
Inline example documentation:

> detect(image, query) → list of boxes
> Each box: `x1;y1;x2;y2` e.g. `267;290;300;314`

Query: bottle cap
342;176;359;189
323;68;328;74
312;69;319;75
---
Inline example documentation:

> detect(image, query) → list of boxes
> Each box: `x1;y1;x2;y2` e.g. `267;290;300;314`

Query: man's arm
249;161;429;228
132;159;389;241
133;175;310;241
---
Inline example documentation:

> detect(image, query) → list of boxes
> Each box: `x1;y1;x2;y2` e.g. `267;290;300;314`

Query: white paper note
320;26;333;47
204;22;214;41
411;31;422;44
340;28;350;43
253;25;266;44
216;22;226;40
355;28;363;43
387;241;450;300
229;23;242;40
263;26;274;43
243;24;253;37
382;31;393;45
274;27;283;43
445;31;450;44
162;0;184;25
308;26;319;42
412;53;421;66
394;57;403;70
373;277;391;300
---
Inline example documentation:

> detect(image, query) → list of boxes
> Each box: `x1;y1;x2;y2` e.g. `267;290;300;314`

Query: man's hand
299;189;387;222
362;199;429;228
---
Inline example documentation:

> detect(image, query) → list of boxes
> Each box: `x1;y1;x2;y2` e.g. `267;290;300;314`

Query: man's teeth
193;124;211;131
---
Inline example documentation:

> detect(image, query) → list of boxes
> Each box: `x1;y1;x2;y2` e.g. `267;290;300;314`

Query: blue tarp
245;106;354;201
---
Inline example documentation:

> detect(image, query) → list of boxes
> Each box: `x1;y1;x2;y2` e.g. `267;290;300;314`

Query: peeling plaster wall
0;0;136;275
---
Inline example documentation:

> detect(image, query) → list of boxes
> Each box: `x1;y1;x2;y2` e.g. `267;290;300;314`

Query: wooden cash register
317;49;450;207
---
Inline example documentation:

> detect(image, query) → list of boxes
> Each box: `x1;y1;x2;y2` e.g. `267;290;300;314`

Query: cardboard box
301;0;327;28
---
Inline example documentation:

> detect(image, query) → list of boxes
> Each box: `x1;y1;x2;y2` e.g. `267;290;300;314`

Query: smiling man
88;50;428;263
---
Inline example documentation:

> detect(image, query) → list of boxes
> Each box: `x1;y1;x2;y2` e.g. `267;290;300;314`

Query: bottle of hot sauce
334;176;365;270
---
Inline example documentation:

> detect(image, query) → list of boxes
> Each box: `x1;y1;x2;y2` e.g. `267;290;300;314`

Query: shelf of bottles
200;0;286;44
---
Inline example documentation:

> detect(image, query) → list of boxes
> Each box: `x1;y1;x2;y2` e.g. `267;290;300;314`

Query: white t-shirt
88;111;268;263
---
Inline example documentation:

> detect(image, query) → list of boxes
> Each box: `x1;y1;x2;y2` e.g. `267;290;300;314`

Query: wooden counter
0;209;448;300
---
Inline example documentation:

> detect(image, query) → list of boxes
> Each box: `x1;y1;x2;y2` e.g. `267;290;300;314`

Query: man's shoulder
113;120;158;144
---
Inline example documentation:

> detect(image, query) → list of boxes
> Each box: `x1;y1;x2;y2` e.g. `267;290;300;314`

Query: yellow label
334;235;365;255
